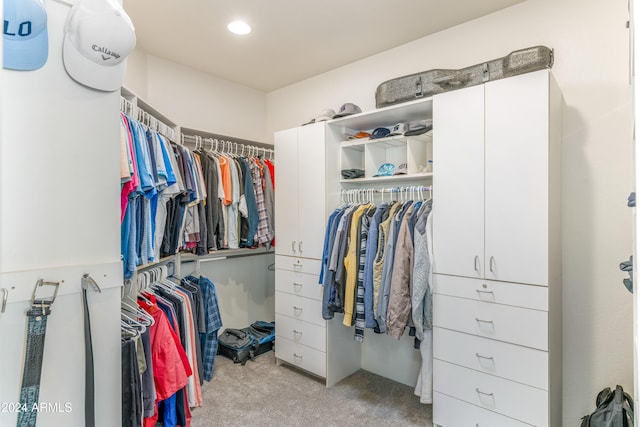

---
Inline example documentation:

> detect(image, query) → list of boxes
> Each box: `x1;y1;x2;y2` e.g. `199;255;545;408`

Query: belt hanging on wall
81;274;101;427
16;279;60;427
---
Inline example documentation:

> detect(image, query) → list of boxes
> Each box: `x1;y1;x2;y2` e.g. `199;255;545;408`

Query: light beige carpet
191;350;433;427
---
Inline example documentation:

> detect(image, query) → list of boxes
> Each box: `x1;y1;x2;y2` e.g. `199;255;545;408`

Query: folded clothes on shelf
341;169;365;179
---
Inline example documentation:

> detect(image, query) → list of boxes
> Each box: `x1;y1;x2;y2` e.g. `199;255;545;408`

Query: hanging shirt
251;159;270;245
354;207;374;341
140;299;192;427
372;202;400;318
194;276;223;381
386;203;416;339
342;204;371;327
412;201;433;341
219;156;232;206
363;204;386;329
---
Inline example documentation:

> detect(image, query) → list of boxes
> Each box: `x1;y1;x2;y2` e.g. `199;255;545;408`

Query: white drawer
433;274;548;311
434;360;548;427
275;291;325;327
275;269;323;301
275;255;322;275
433;327;548;390
434;392;532;427
275;313;326;352
276;337;326;378
433;294;548;350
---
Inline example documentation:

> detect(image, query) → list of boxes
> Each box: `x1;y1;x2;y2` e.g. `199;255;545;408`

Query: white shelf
340;172;433;184
339;133;432;182
330;97;433;130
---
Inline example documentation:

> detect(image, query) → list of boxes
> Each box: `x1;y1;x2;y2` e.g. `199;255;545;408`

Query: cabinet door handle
291;241;297;254
298;241;303;253
475;352;495;362
475;388;494;398
474;256;480;272
489;256;496;273
475;289;495;300
1;288;7;313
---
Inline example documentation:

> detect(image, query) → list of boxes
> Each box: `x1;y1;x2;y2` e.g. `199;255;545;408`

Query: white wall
267;0;633;424
181;253;276;329
125;51;269;143
0;0;123;425
123;48;149;99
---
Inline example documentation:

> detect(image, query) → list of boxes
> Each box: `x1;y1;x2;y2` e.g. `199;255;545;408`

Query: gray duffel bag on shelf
375;45;554;108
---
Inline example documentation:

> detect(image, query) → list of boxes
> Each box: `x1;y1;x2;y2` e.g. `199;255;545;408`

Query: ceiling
123;0;524;93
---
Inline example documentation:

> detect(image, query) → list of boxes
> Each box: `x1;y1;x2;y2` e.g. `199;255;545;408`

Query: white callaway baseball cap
3;0;48;71
63;0;136;92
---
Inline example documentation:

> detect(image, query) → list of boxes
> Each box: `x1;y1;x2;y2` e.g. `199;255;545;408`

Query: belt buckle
32;279;60;310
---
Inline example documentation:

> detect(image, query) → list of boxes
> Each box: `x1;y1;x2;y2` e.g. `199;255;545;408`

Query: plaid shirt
190;276;223;381
250;161;270;244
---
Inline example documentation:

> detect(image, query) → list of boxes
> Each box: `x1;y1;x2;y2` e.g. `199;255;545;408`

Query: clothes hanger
121;311;147;333
121;300;155;326
120;320;140;339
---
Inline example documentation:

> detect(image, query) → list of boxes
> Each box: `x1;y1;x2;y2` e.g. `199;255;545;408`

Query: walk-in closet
0;0;636;426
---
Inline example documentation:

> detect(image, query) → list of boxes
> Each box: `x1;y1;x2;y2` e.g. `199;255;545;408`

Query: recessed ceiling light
228;20;251;35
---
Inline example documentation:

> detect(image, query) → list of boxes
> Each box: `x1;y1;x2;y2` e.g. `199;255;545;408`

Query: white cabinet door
275;128;300;256
433;84;485;278
485;70;549;285
297;123;326;260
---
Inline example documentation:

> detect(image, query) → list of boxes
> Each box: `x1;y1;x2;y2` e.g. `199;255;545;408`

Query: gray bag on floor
581;385;634;427
375;45;554;108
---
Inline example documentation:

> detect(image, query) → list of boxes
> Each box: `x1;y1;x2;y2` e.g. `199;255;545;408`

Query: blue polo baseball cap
3;0;49;71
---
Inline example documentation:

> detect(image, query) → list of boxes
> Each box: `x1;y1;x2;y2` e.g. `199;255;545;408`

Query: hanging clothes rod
341;185;432;194
119;96;177;141
340;186;432;204
181;132;274;159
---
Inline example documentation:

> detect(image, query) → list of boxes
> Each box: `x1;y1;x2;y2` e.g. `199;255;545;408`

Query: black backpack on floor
218;321;275;365
244;320;276;357
581;385;634;427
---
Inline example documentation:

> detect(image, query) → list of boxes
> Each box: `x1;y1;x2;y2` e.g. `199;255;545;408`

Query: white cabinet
431;84;485;278
432;70;562;427
274;123;327;259
274;123;331;380
484;71;551;286
433;70;555;286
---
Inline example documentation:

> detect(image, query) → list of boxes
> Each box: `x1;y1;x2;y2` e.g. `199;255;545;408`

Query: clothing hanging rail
180;129;274;160
340;185;432;204
135;255;178;278
119;96;177;141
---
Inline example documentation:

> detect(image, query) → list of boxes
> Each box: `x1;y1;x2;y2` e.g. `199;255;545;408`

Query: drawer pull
475;289;494;296
293;306;303;313
293;353;303;360
475;388;494;398
293;329;303;336
475;353;495;362
293;282;303;289
475;317;494;325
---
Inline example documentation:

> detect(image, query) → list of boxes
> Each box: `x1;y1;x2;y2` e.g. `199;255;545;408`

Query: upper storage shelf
329;97;433;130
329;98;434;185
